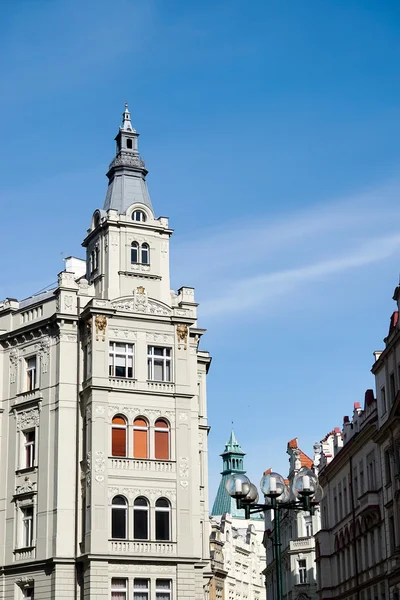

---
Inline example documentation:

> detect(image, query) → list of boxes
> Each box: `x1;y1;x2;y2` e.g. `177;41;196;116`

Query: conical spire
221;429;245;457
121;102;136;133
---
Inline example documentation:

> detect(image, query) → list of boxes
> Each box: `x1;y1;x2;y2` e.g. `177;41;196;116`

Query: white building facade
0;105;211;599
264;439;321;600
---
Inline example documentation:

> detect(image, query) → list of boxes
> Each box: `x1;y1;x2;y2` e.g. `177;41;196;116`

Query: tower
0;105;211;599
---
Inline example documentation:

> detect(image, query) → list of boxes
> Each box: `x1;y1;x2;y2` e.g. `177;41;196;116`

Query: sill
147;379;173;384
16;388;41;397
16;466;38;476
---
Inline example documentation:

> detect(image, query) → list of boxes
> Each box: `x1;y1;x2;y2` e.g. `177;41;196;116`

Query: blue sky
1;0;400;501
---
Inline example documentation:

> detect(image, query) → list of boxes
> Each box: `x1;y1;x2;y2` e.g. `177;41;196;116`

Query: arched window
132;210;146;222
112;415;127;457
111;495;127;539
126;138;133;149
134;497;149;539
131;242;139;264
141;243;149;265
95;247;99;271
154;419;169;460
133;417;148;459
155;498;171;541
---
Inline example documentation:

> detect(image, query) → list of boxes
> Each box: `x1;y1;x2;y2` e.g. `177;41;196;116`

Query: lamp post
225;468;322;600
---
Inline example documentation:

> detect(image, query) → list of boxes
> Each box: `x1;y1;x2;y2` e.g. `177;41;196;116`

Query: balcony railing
14;547;35;561
289;537;315;551
109;377;136;389
109;457;175;473
146;381;175;393
109;540;176;555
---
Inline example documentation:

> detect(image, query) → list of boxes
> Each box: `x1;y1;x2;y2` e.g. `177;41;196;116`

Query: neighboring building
204;431;265;600
316;293;400;600
264;438;321;600
0;105;211;599
316;394;386;600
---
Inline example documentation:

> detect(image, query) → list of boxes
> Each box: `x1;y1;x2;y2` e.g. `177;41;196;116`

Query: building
315;292;400;600
0;105;211;599
204;431;265;600
264;438;321;600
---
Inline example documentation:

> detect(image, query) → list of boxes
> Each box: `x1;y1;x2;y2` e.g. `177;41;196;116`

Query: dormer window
132;210;146;222
126;139;133;149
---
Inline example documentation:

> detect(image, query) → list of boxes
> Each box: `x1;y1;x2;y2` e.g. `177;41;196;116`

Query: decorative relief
179;457;189;489
16;408;39;431
108;486;176;506
94;451;105;484
146;333;174;344
95;315;107;341
15;576;34;586
131;264;151;273
114;564;175;574
161;242;168;254
86;452;91;487
95;405;105;416
9;348;19;383
107;405;175;423
86;405;92;421
176;324;188;350
111;290;171;316
179;412;188;421
15;477;36;496
112;328;137;340
36;337;50;373
93;299;109;308
111;234;118;248
64;295;73;311
109;152;145;170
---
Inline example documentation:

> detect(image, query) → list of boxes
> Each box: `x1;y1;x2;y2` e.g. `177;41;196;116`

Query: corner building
0;106;211;599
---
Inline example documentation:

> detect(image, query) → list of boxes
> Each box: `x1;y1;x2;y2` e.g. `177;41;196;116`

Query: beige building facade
0;105;211;599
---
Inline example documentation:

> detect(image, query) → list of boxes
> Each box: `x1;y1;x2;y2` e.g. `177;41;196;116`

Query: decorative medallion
176;324;188;350
95;315;107;341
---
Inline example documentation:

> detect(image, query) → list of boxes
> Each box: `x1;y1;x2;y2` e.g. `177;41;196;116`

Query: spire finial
121;102;135;133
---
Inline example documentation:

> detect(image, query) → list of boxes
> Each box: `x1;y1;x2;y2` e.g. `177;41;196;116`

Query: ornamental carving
109;152;146;170
179;457;189;489
94;451;105;484
86;452;91;487
15;477;36;496
64;295;73;311
16;408;40;432
36;337;50;373
111;291;171;316
146;333;174;344
107;486;176;506
176;324;188;350
95;405;105;416
95;315;107;341
9;348;18;383
106;405;175;423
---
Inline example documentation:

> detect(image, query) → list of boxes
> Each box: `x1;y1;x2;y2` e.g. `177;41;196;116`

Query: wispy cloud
171;181;400;319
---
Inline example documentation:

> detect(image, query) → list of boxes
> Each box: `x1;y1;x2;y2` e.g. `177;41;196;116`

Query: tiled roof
298;449;313;469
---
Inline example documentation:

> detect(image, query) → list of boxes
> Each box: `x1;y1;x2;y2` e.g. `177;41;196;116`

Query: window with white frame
298;559;307;584
134;579;149;600
147;347;171;382
111;578;127;600
156;579;172;600
23;430;35;469
21;506;34;547
141;243;150;265
109;343;134;378
304;516;313;537
132;210;147;222
26;356;37;391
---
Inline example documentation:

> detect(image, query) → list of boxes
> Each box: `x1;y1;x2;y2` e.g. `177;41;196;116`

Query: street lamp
226;467;322;600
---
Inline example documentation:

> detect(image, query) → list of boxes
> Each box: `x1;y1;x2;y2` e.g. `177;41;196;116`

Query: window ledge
14;546;35;561
16;466;38;476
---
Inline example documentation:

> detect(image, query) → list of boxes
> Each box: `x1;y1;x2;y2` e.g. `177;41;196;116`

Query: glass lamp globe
312;483;324;503
260;472;285;498
277;482;290;503
293;468;317;497
243;483;259;504
225;474;251;499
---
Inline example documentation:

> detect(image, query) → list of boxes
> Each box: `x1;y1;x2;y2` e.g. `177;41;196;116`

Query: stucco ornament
16;408;40;431
36;336;50;373
95;451;105;484
179;457;189;489
95;315;107;341
9;348;18;383
16;477;36;495
176;324;188;350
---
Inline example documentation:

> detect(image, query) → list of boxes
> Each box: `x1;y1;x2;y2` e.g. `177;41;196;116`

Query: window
304;516;313;537
156;580;172;600
131;242;139;263
26;357;37;391
141;243;150;264
343;477;348;515
155;419;170;460
109;342;134;378
298;559;307;584
155;498;171;541
134;579;149;600
111;578;127;600
359;461;364;495
134;497;149;539
133;417;148;459
127;139;133;149
390;372;396;405
24;430;35;469
389;515;396;554
333;488;338;522
381;386;387;414
147;347;171;382
23;588;34;600
367;451;376;490
111;496;127;539
132;210;146;222
21;506;33;547
111;416;127;457
385;450;393;483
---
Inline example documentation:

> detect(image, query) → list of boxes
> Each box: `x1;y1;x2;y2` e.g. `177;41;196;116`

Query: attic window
126;139;133;149
132;210;146;222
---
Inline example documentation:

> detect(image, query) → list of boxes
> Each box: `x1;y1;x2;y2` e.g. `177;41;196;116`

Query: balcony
12;389;43;407
109;457;175;474
109;540;176;555
289;537;315;552
358;491;380;518
14;547;35;561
